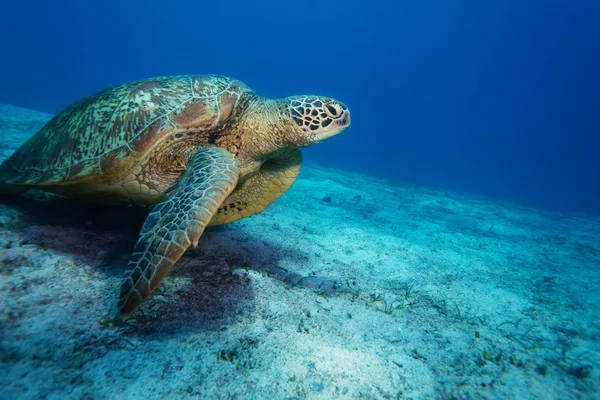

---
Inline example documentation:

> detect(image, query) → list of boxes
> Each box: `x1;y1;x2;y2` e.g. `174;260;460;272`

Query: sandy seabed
0;104;598;399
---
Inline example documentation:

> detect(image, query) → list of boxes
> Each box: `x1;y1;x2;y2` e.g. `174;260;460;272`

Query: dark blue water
1;0;598;215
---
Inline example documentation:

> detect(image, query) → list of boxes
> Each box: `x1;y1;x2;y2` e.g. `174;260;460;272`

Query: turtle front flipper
208;148;302;226
117;146;239;317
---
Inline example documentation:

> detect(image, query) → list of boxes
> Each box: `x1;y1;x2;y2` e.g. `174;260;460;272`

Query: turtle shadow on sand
111;226;346;336
126;236;347;336
121;263;257;337
4;193;147;276
128;225;347;332
3;195;345;332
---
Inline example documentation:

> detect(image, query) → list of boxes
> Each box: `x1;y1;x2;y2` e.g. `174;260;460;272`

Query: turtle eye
323;103;343;119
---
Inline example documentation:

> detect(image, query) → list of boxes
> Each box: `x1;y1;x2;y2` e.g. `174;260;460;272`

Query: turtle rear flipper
117;146;239;317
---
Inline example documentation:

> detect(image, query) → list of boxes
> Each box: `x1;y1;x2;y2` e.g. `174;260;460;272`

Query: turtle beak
341;109;351;127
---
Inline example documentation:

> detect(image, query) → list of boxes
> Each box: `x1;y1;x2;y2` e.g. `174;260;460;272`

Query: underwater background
1;0;599;216
1;1;600;399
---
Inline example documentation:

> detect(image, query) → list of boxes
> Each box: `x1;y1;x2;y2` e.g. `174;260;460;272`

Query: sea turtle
0;75;350;317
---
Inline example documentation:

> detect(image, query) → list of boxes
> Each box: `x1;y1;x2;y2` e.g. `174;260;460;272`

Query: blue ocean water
0;0;598;216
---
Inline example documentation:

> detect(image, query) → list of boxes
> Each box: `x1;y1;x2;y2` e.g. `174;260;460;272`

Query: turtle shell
2;75;251;187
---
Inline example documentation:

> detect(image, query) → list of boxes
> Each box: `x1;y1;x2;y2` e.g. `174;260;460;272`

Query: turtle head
284;96;351;146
